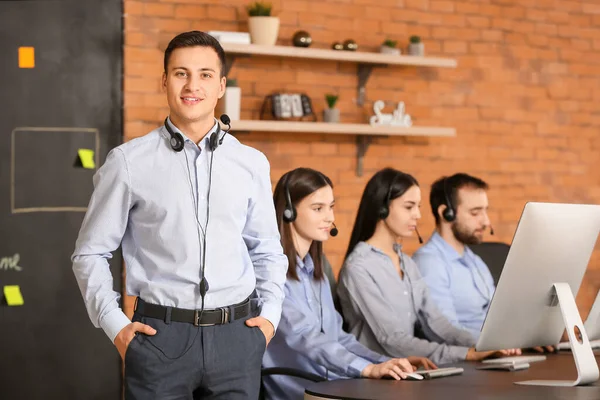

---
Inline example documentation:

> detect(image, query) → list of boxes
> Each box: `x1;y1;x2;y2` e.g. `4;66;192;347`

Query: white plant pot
218;87;241;121
380;46;400;55
248;16;280;46
408;42;425;56
323;108;340;123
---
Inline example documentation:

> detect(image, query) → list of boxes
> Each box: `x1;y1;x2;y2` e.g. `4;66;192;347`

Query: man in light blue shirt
72;31;287;399
413;173;495;340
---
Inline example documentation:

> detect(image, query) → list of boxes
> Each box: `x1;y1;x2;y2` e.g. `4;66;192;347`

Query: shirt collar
164;117;219;150
296;254;315;275
430;231;475;262
359;241;403;257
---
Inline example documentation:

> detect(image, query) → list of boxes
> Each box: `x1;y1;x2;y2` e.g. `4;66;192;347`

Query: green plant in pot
247;2;279;46
380;38;400;55
408;35;424;56
324;94;340;123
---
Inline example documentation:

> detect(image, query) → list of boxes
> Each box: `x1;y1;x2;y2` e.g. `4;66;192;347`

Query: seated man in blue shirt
413;173;494;340
264;168;436;400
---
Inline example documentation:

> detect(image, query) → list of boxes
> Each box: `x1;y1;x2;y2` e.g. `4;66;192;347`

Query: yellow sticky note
4;285;24;306
78;149;96;169
19;47;35;68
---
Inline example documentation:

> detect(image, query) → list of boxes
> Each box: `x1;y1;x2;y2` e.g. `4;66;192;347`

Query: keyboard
414;367;464;379
482;355;547;364
556;339;600;350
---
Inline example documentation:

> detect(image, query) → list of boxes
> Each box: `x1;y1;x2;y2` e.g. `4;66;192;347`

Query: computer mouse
405;373;424;381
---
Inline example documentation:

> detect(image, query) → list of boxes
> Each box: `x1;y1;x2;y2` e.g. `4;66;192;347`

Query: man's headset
282;171;338;237
163;114;231;311
379;174;423;244
441;176;494;235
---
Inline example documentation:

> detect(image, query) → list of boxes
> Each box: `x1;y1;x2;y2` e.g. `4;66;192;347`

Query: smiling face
162;46;226;128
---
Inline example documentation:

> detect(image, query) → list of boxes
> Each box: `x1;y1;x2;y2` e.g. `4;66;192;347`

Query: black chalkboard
0;0;123;398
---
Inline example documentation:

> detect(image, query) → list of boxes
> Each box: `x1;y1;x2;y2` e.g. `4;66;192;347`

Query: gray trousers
124;310;266;399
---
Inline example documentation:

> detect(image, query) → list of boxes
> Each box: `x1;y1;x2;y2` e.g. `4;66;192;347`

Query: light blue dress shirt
72;119;288;342
413;231;495;339
262;254;389;400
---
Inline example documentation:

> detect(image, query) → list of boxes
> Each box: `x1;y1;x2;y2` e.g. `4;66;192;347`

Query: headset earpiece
283;174;296;223
442;177;456;222
164;118;184;152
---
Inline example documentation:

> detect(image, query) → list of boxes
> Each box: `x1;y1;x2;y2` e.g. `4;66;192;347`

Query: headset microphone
330;223;338;237
415;227;423;244
219;114;231;145
490;225;495;235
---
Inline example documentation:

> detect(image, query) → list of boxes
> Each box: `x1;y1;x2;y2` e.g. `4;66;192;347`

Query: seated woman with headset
262;168;436;400
337;168;520;365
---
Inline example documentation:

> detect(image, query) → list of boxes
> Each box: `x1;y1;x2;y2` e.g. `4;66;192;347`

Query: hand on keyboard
466;347;522;361
406;356;437;371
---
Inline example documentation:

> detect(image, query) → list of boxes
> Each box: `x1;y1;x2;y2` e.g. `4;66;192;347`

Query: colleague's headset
163;113;231;317
379;174;423;244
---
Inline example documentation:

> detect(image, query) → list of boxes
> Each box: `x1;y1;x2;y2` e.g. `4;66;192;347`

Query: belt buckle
221;308;229;324
194;310;200;327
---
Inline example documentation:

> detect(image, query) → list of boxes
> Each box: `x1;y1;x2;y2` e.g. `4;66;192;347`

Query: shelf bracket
224;54;237;77
356;135;373;177
357;64;373;107
357;63;386;106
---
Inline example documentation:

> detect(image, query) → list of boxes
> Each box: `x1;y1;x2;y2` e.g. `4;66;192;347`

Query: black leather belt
134;297;251;326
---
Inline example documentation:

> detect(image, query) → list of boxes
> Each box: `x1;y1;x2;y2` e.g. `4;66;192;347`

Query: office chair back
469;241;510;286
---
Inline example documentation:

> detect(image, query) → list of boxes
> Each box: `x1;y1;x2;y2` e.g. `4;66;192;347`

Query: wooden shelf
229;120;455;176
231;120;455;137
220;43;459;176
222;43;458;106
221;43;457;68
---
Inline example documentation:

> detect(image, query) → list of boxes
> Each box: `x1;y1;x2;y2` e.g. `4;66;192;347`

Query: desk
305;353;600;399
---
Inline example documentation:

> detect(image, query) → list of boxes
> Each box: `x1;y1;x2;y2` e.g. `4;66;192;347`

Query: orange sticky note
19;47;35;68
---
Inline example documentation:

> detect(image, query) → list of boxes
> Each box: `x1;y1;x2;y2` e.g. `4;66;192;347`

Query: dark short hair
163;31;226;77
430;173;489;225
273;168;334;281
345;168;419;260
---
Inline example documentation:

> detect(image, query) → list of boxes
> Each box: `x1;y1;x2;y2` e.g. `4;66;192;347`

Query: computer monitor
476;202;600;386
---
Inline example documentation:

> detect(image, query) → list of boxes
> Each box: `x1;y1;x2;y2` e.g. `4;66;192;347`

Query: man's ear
437;204;447;220
218;76;226;99
162;73;167;91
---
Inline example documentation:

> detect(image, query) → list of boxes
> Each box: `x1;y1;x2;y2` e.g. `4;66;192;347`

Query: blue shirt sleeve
242;154;288;331
71;148;132;342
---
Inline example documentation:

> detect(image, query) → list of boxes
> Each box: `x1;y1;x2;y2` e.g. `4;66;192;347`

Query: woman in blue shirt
262;167;436;400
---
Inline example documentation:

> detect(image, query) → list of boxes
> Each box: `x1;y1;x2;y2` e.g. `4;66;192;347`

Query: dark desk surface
305;353;600;400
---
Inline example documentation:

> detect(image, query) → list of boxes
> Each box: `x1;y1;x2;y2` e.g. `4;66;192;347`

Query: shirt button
408;312;411;316
404;291;408;295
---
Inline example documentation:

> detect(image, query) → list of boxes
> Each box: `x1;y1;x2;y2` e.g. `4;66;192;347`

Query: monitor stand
516;283;599;386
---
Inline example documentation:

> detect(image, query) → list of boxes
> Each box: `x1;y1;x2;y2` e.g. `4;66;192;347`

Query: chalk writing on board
0;253;22;271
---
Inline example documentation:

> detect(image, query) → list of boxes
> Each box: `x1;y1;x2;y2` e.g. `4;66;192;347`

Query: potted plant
247;2;279;46
218;78;241;121
380;39;400;55
324;94;339;123
408;35;424;56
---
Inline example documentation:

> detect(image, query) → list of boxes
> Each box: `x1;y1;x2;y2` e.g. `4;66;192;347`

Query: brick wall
122;0;600;317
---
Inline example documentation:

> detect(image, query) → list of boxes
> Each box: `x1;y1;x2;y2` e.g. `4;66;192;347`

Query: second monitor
476;202;600;386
